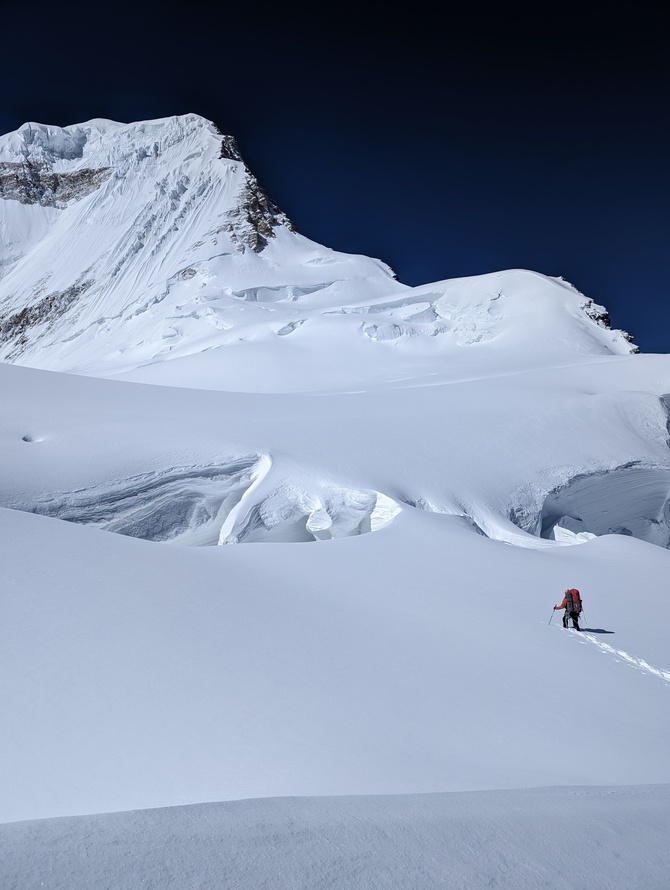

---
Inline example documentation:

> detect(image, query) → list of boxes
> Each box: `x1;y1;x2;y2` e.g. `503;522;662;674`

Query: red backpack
565;589;582;613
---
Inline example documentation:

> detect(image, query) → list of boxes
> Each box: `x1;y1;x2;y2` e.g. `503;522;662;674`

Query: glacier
0;113;668;889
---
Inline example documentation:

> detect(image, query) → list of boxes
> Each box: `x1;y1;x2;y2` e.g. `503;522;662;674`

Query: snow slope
3;786;670;890
2;353;670;828
1;113;668;887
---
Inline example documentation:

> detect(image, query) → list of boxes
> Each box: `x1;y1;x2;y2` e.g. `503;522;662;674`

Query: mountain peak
2;112;398;374
0;114;636;386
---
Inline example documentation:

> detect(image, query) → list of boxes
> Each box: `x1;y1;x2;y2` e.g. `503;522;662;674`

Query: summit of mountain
0;114;636;389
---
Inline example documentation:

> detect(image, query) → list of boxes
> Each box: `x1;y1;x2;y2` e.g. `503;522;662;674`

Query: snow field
2;503;669;824
3;785;670;890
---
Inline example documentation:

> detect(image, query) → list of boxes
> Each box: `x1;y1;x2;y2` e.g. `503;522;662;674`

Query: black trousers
563;610;580;630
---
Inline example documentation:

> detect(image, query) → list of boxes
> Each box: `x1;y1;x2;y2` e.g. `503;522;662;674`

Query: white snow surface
3;786;669;889
1;114;668;887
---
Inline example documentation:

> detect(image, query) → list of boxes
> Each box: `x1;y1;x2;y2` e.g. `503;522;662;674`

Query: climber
554;588;582;630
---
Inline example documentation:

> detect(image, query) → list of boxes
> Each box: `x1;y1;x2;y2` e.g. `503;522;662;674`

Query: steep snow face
0;114;403;374
0;115;636;387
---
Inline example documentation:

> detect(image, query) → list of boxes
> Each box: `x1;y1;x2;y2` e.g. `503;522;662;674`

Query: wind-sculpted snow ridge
504;462;670;549
219;483;401;544
3;456;402;545
9;459;268;546
23;448;670;553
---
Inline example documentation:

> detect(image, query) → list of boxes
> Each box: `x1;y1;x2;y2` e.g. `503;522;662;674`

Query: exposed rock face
555;277;639;354
581;298;640;353
0;162;111;207
219;135;243;162
0;281;92;355
217;134;296;252
223;172;297;253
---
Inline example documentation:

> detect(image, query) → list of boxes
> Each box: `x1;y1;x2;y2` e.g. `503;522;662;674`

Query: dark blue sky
2;6;668;351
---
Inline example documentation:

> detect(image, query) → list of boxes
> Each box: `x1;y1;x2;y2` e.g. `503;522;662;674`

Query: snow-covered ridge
0;114;220;168
0;114;636;386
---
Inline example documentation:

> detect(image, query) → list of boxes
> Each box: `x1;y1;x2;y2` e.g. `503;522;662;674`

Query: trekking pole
548;607;556;625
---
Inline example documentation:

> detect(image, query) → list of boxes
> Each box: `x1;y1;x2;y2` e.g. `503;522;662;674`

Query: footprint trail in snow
574;631;670;686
